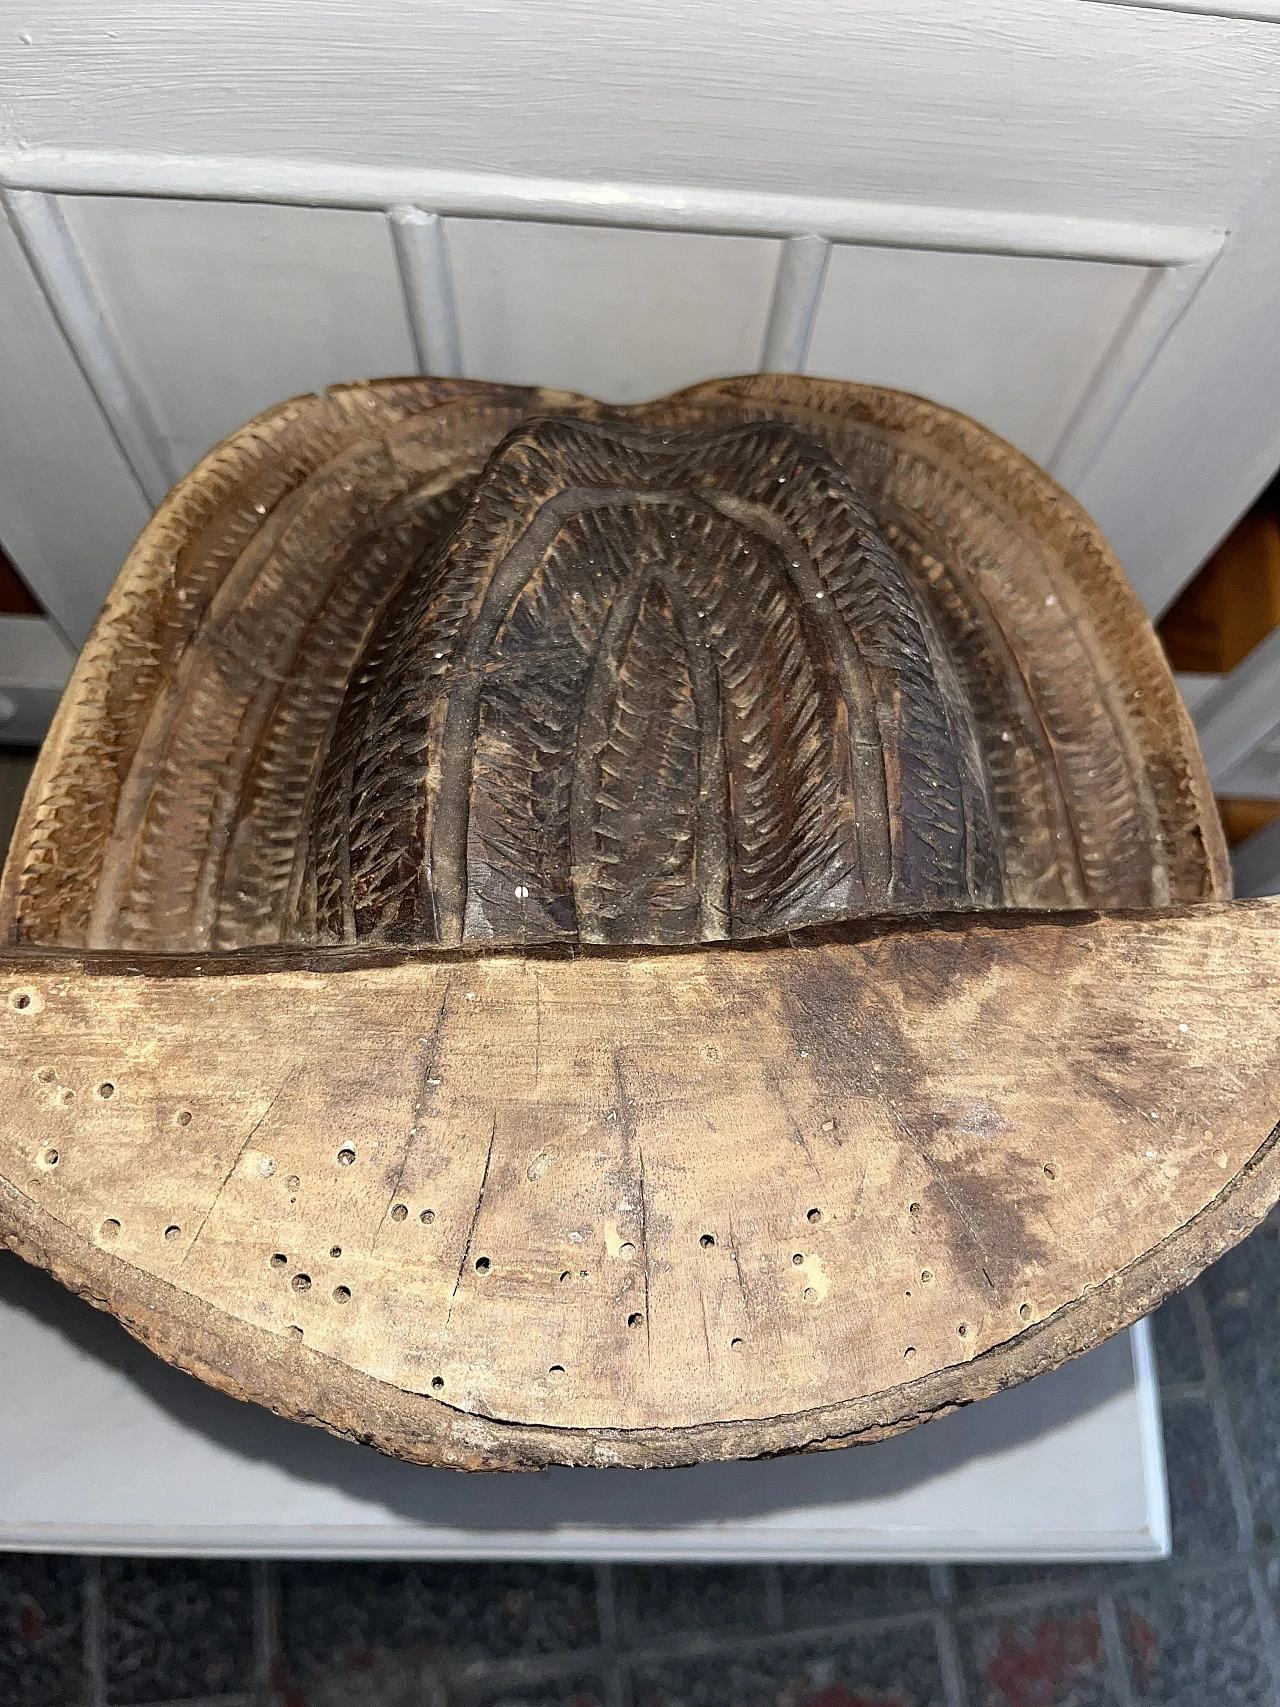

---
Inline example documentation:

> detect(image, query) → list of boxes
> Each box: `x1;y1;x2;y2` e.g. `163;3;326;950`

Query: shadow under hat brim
0;898;1276;1469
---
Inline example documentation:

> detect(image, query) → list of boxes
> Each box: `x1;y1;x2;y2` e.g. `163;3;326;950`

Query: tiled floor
5;1224;1280;1705
2;730;1280;1707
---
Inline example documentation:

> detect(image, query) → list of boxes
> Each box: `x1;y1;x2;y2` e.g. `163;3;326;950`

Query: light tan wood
3;900;1279;1469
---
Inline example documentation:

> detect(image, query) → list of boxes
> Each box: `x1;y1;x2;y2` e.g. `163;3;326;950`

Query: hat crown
300;414;1130;948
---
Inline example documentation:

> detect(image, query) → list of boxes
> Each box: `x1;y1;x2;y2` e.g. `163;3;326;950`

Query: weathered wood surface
0;373;1251;1467
0;375;1227;956
2;901;1279;1469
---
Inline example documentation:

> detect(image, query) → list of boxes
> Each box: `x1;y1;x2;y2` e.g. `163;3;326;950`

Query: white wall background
2;0;1280;661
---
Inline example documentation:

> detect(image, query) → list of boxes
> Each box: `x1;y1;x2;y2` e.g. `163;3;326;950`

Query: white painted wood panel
1077;145;1280;615
805;246;1149;467
0;617;75;745
61;197;416;478
6;2;1278;229
3;0;1280;618
445;220;779;402
0;204;150;646
1091;0;1280;20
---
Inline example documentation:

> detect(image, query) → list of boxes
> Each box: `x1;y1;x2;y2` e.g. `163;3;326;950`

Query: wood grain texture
0;371;1249;1468
5;2;1274;228
0;375;1228;955
1;900;1279;1468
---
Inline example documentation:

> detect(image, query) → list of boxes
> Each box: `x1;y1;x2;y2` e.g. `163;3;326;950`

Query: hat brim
2;898;1276;1469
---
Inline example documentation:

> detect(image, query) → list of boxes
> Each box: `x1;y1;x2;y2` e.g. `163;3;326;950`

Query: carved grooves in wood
2;374;1227;956
3;394;362;948
304;416;1002;946
638;386;1168;910
81;396;545;950
673;374;1220;904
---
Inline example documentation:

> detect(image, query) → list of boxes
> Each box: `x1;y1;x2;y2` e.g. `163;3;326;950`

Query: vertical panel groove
761;233;831;372
388;205;463;377
1;188;177;507
1048;255;1218;487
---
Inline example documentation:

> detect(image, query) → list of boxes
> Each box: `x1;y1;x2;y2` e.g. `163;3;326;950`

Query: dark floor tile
629;1621;945;1706
1161;1397;1240;1557
453;1673;607;1707
101;1557;254;1705
952;1565;1120;1603
615;1566;769;1646
1118;1566;1270;1705
281;1562;438;1677
0;1553;85;1707
1199;1223;1280;1539
959;1597;1118;1707
773;1565;933;1630
1149;1289;1204;1389
282;1562;598;1679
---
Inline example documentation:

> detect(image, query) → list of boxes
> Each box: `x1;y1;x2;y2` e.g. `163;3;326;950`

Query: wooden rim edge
3;1109;1277;1471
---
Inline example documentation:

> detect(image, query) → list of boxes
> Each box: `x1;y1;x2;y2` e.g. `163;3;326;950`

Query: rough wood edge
1;906;1277;1470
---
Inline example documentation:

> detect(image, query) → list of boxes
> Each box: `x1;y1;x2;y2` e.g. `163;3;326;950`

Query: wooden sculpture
0;373;1275;1470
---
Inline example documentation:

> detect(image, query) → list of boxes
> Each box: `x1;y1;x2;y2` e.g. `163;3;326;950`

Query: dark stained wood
0;374;1254;1470
0;375;1227;954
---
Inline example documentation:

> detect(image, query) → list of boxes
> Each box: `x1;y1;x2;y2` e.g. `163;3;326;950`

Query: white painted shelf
0;1252;1169;1562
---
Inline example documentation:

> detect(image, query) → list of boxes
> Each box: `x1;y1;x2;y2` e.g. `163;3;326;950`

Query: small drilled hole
803;1286;816;1301
628;1311;643;1327
164;1224;180;1241
475;1256;491;1273
288;1325;303;1341
390;1203;408;1222
699;1233;715;1248
904;1346;916;1359
618;1241;635;1258
41;1148;59;1166
286;1175;300;1190
792;1252;804;1266
1043;1163;1058;1181
920;1269;934;1284
1019;1302;1032;1321
548;1364;566;1380
957;1322;969;1338
35;1066;55;1084
97;1082;115;1100
11;990;32;1011
431;1376;444;1391
270;1253;287;1269
330;1246;342;1259
100;1218;120;1241
730;1336;744;1349
333;1285;351;1304
337;1146;356;1166
292;1273;312;1292
807;1207;822;1223
908;1201;921;1216
420;1208;435;1224
175;1110;192;1128
559;1270;571;1283
57;1089;74;1105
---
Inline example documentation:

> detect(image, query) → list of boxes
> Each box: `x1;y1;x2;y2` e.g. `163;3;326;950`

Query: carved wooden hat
2;373;1276;1470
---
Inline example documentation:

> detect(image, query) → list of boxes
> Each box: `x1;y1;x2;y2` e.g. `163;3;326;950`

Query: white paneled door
3;0;1280;648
